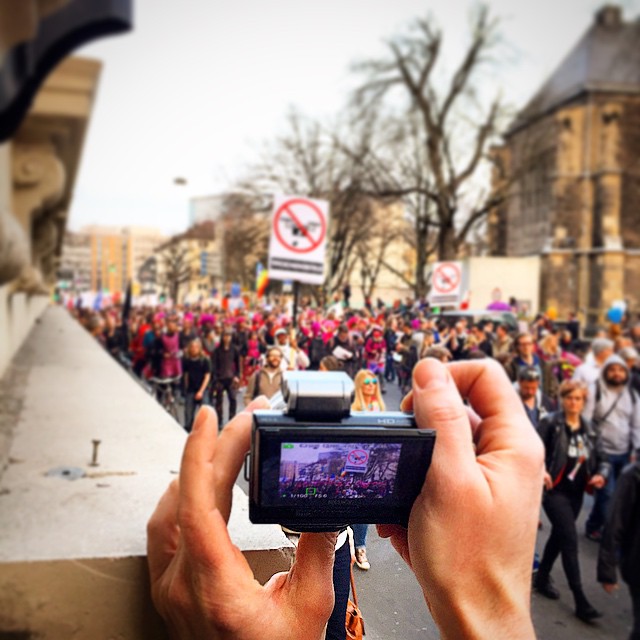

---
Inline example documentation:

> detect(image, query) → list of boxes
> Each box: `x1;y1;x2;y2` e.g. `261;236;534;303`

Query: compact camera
246;371;436;532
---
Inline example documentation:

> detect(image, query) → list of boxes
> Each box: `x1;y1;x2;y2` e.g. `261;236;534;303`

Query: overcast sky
71;0;640;235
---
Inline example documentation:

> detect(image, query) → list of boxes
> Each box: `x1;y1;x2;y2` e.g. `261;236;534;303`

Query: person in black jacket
535;379;610;623
598;461;640;640
210;328;241;427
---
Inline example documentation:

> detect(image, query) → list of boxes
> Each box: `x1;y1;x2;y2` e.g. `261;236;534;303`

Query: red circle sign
347;449;368;465
273;198;326;254
433;262;461;294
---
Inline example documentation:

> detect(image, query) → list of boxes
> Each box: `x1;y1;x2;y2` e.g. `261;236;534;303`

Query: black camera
246;371;436;532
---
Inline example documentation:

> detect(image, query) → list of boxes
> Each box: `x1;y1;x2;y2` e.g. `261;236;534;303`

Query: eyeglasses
363;378;378;385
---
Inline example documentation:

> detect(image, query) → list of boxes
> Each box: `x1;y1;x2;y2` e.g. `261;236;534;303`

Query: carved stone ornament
10;143;67;294
13;144;66;211
0;208;30;285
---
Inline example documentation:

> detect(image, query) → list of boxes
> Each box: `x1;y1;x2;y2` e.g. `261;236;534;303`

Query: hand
381;359;544;639
588;474;606;490
543;471;553;491
147;403;338;640
602;582;618;594
195;391;203;401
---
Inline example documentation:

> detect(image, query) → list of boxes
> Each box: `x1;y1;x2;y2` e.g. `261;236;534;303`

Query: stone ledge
0;306;293;638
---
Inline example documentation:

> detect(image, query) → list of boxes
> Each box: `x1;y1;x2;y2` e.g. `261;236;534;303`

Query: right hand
383;359;544;639
602;583;618;594
543;471;553;491
147;403;338;640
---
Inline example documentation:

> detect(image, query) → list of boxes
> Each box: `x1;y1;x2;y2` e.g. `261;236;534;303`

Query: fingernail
192;407;208;432
413;361;449;391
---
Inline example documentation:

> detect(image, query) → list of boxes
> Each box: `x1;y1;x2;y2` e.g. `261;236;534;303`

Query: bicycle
149;376;182;422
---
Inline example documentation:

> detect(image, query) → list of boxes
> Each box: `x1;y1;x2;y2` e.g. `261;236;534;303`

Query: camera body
247;371;436;532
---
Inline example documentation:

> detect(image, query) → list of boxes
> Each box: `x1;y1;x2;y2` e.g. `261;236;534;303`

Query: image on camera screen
278;442;401;500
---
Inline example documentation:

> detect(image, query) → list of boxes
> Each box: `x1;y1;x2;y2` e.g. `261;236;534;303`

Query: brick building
489;5;640;330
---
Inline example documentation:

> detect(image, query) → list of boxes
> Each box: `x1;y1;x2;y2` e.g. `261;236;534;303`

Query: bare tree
219;193;270;287
242;110;384;296
352;5;511;264
159;244;192;303
337;110;440;298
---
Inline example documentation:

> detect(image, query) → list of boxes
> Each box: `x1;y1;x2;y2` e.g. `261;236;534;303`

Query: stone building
488;5;640;329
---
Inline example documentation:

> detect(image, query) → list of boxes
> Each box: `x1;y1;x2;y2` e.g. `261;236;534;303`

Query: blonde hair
539;333;558;357
351;369;386;411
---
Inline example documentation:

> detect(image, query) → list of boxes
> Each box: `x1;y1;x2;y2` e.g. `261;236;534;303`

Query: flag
256;267;269;298
121;280;132;352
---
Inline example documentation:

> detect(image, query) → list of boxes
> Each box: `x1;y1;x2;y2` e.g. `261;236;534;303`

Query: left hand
195;391;203;401
588;474;606;490
147;402;338;640
602;583;618;594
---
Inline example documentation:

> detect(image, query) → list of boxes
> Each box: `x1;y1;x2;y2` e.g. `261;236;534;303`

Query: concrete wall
0;307;294;638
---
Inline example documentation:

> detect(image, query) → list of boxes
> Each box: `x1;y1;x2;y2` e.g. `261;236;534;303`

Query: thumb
294;532;338;577
289;532;338;604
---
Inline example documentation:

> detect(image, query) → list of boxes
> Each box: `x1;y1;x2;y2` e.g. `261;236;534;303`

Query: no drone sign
268;195;329;285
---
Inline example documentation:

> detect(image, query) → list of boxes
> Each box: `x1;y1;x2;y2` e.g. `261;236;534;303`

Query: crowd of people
71;293;640;637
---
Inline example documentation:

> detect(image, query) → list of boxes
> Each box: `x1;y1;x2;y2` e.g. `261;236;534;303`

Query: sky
71;0;640;235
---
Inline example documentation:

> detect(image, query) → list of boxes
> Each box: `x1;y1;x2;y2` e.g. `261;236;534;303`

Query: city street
229;377;635;639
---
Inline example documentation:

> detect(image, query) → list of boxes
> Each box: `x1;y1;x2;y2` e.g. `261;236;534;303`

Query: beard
605;376;628;388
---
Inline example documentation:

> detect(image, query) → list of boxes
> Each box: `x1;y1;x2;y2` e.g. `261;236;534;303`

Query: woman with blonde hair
350;370;385;572
352;369;386;412
535;379;610;623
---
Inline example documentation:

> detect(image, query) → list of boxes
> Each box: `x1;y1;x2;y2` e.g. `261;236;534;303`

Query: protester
619;345;640;396
275;328;310;371
363;326;386;390
582;354;640;541
210;328;241;426
516;366;556;430
535;380;609;623
572;338;615;386
350;369;386;572
160;317;182;379
328;324;357;379
182;338;211;432
492;322;513;358
244;346;285;404
597;460;640;640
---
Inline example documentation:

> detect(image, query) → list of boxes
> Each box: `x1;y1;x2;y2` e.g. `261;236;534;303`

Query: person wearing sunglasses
352;370;385;413
348;370;387;571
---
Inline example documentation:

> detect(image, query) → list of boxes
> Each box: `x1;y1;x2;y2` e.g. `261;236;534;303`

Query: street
228;376;635;639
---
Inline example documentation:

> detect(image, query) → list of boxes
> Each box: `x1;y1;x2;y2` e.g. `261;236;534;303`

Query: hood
600;353;629;382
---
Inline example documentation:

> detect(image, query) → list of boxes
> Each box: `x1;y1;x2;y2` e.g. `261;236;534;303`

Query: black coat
537;410;610;487
597;462;640;587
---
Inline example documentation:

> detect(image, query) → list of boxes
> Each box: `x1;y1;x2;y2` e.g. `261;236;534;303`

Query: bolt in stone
90;439;101;467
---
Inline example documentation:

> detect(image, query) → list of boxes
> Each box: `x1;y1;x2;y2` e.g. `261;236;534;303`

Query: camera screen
278;442;401;501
